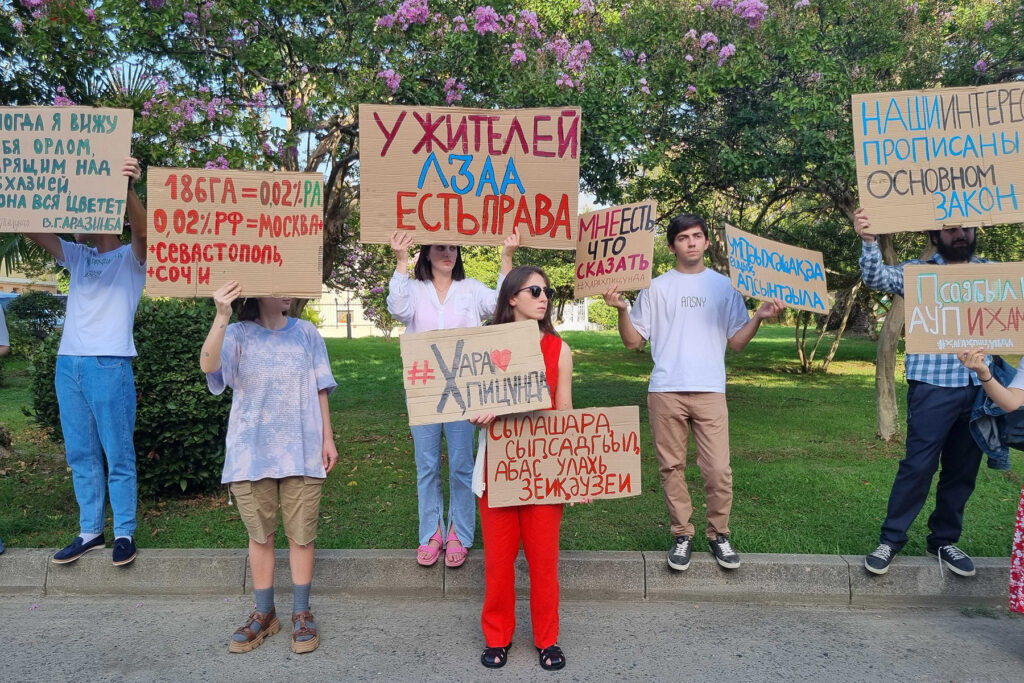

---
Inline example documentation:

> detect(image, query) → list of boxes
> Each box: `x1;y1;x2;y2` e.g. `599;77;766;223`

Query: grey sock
233;587;275;642
292;583;315;642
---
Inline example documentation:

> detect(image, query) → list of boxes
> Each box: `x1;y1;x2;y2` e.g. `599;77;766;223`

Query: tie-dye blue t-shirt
207;317;337;483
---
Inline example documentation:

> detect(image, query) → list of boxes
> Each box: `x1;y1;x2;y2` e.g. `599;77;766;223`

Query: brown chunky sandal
229;607;281;653
291;610;320;654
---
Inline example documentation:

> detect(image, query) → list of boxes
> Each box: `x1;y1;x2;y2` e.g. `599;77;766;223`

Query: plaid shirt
860;241;990;387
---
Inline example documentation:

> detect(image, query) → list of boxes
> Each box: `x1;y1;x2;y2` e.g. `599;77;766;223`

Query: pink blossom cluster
573;0;596;15
794;0;810;8
516;10;541;39
639;77;650;95
510;44;527;66
377;68;401;93
473;5;502;34
451;15;468;32
443;77;466;103
52;86;76;107
377;0;430;31
733;0;769;29
204;156;230;170
717;43;735;66
700;32;719;49
146;0;166;9
974;59;988;73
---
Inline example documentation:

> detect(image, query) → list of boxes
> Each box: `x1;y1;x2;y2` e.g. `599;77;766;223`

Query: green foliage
30;298;231;495
5;291;65;341
300;302;324;328
587;297;618;330
26;331;60;436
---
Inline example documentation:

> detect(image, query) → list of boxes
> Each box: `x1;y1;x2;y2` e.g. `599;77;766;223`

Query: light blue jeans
55;355;138;538
410;420;476;547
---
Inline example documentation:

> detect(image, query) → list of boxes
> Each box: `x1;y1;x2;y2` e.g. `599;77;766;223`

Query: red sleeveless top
540;333;563;410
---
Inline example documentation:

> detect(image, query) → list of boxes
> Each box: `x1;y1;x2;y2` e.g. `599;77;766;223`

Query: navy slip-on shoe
112;537;137;566
52;534;105;564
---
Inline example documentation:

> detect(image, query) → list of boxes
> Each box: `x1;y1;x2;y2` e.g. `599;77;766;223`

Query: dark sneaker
865;543;895;575
928;544;975;577
52;535;105;564
708;534;741;569
667;536;692;571
112;537;137;566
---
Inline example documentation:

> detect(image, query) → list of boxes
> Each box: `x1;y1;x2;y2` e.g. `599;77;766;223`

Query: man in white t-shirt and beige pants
605;214;782;571
27;157;147;567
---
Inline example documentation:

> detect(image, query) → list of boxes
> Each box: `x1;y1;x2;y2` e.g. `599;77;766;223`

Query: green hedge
31;297;232;494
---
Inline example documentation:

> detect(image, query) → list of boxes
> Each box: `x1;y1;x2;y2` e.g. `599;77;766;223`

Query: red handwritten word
576;254;650;279
162;173;323;209
395;192;572;239
374;109;579;160
150;241;284;267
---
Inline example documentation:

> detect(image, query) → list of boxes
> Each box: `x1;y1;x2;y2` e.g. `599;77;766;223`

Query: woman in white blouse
387;231;518;567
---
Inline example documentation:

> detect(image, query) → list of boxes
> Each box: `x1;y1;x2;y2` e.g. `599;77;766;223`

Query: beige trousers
647;391;733;539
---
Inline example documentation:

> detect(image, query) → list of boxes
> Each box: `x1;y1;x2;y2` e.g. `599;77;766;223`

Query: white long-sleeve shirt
386;270;505;333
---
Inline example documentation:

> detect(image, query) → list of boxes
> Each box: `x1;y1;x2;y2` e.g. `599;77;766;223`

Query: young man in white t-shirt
27;157;147;567
605;214;782;571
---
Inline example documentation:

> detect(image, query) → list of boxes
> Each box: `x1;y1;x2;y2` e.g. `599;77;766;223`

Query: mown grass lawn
1;327;1021;558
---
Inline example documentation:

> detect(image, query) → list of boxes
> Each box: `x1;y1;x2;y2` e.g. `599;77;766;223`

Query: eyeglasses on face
516;285;554;299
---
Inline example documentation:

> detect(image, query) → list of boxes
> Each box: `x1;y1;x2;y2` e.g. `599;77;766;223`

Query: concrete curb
0;549;1010;607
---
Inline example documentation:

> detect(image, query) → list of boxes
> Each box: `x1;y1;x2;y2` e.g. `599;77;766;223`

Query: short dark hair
492;266;558;337
413;245;466;281
667;214;708;244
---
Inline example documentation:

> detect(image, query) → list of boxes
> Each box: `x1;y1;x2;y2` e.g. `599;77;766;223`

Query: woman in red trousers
470;266;573;671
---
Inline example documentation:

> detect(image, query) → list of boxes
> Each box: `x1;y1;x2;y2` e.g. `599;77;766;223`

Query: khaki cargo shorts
230;476;325;546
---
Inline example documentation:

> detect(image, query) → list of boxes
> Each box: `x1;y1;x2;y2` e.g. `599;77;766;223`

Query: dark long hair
413;245;466;281
234;297;260;321
492;266;558;337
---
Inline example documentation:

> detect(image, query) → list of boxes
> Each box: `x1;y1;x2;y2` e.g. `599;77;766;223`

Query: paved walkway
2;594;1022;681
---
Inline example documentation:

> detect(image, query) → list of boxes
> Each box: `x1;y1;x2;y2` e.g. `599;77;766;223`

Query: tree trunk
874;234;902;441
821;281;861;373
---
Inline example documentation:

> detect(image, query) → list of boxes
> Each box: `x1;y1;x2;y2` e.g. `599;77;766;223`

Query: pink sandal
417;530;444;567
445;530;468;568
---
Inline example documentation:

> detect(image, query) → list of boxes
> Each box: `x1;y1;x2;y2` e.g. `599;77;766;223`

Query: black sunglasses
516;285;554;299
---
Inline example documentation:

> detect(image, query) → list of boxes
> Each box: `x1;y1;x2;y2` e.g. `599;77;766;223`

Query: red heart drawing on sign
491;349;512;371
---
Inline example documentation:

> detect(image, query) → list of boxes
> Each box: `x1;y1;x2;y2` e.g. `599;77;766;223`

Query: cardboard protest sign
724;223;830;314
486;406;642;507
146;168;324;297
574;201;656;298
903;262;1024;354
359;104;581;249
399;320;550;426
852;86;1024;234
0;106;132;233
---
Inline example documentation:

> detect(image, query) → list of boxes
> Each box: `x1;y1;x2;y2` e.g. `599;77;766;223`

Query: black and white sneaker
708;534;740;569
864;543;895;575
667;536;692;571
928;544;975;577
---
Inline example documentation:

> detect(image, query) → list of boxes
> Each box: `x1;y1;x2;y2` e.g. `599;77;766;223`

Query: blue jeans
879;381;982;552
55;355;138;538
410;420;476;547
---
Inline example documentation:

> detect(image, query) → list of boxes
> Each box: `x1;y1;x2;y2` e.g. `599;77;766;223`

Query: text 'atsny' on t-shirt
629;268;749;394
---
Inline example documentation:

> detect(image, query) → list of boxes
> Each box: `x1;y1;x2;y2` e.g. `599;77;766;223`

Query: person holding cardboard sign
386;230;518;568
958;347;1024;615
26;157;147;568
469;265;573;671
604;214;782;572
200;281;338;654
856;207;988;578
